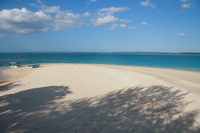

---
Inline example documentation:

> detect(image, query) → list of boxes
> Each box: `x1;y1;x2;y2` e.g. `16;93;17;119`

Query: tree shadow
0;85;199;133
0;85;72;133
0;83;21;92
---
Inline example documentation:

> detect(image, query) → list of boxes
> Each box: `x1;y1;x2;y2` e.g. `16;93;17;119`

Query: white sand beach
0;64;200;133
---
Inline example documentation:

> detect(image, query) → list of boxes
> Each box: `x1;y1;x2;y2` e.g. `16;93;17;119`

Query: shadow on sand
0;84;199;133
0;83;21;92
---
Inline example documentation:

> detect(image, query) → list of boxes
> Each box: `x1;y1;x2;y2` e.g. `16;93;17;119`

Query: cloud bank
0;0;163;36
0;2;87;36
0;8;52;34
0;0;132;37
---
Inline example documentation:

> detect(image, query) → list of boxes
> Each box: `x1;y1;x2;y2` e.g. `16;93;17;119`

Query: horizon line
0;51;200;55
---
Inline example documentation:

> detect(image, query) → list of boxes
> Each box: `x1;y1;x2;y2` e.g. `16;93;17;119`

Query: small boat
9;62;20;68
28;63;41;69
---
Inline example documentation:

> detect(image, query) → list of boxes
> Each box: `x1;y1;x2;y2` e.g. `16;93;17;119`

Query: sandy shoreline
1;64;200;94
0;64;200;132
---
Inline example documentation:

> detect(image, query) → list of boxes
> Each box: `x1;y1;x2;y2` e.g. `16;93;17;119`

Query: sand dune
0;64;200;133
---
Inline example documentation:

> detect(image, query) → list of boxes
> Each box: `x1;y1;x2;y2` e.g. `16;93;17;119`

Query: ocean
0;52;200;72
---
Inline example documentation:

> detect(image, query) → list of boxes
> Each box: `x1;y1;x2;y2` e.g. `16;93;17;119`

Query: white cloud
43;6;60;13
86;0;97;7
36;0;42;4
0;8;51;22
99;7;130;14
176;32;186;36
82;11;90;17
140;0;156;8
180;3;193;9
119;19;132;23
0;8;52;34
180;0;189;2
108;24;118;30
141;22;148;25
119;24;126;28
54;13;87;30
107;24;127;30
91;15;118;26
0;2;87;35
0;1;131;36
128;26;137;29
33;1;87;29
31;2;68;14
92;6;131;27
97;12;105;17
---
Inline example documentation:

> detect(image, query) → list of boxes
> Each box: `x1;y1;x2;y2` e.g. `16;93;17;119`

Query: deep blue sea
0;53;200;72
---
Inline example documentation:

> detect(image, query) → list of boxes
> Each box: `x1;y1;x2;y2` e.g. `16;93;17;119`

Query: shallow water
0;52;200;72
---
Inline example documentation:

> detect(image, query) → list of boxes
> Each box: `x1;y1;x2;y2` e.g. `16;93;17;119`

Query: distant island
110;52;200;55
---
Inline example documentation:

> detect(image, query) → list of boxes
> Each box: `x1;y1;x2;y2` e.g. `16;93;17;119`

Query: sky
0;0;200;53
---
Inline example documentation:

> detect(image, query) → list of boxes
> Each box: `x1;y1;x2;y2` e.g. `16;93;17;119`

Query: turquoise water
0;52;200;72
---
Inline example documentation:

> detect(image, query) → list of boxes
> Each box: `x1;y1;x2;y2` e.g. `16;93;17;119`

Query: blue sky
0;0;199;52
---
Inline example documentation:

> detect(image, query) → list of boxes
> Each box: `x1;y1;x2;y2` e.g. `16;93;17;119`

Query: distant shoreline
1;52;200;55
